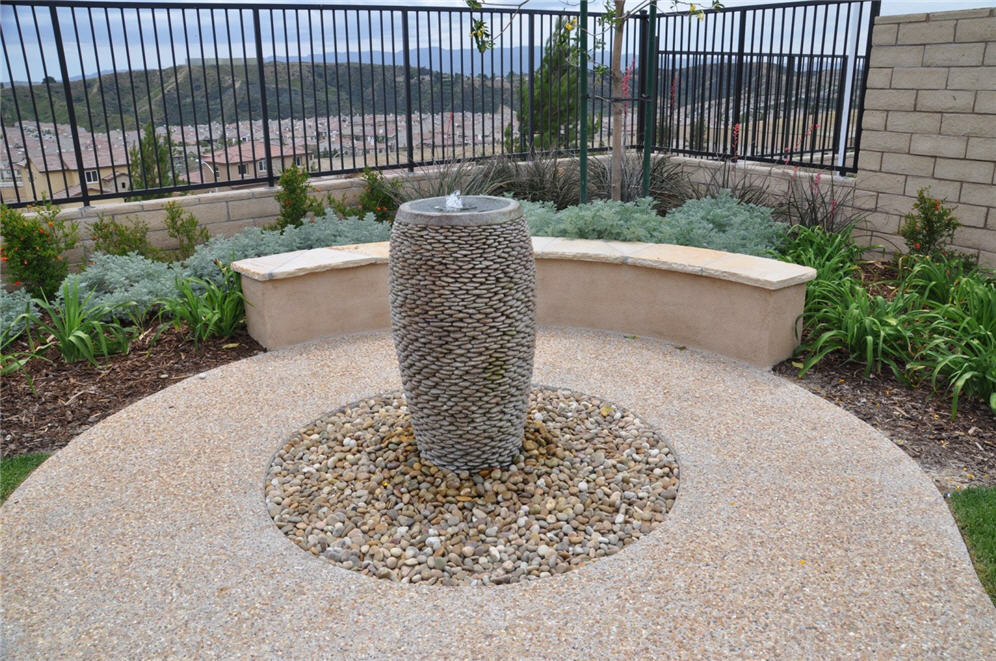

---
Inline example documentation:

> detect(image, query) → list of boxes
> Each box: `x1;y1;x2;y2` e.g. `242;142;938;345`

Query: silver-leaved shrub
68;252;182;319
0;286;38;343
185;211;390;284
524;198;668;243
660;190;786;256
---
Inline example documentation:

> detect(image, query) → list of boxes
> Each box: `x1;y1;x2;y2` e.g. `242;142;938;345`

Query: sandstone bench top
231;238;817;291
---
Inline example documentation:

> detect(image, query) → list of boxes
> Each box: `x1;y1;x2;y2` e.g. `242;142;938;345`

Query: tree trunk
610;0;625;201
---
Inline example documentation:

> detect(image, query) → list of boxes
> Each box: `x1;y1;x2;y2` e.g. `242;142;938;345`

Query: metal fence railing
652;0;879;174
0;0;877;207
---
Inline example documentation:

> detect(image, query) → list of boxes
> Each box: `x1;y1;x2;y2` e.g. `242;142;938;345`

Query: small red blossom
914;242;921;250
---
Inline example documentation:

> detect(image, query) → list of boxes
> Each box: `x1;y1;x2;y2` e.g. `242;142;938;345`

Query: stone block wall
46;175;373;267
854;7;996;265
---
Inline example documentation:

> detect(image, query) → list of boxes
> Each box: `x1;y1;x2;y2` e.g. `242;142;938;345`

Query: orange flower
914;242;921;250
0;256;6;262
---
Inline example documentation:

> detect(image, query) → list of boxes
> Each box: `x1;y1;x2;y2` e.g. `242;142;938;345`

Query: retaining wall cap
233;239;816;290
395;195;522;227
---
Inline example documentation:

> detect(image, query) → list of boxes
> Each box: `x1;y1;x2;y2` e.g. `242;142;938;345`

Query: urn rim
394;195;522;227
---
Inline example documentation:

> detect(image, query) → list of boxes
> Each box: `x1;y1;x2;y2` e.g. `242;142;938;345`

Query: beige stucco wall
852;7;996;266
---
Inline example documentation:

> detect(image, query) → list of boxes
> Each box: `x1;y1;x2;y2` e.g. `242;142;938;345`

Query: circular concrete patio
2;328;994;658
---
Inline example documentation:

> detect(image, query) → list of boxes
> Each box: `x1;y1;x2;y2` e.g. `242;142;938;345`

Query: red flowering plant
1;201;78;297
272;164;324;230
900;187;959;258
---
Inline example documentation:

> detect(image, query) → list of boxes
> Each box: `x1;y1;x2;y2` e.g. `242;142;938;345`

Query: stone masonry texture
855;8;996;266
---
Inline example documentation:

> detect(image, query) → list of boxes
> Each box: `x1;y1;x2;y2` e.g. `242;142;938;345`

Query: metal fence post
731;10;747;154
49;5;89;206
579;0;588;203
848;0;881;175
636;9;649;149
253;9;274;187
640;2;658;197
527;13;535;155
402;10;415;172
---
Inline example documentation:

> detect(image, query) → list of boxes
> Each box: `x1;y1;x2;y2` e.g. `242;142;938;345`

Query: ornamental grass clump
29;278;132;364
159;263;245;345
660;190;786;256
0;202;78;298
779;224;995;416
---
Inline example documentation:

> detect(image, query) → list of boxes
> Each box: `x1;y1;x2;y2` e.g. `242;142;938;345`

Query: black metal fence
0;0;877;207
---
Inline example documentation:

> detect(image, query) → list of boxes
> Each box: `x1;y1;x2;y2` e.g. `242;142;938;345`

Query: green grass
1;453;50;503
949;487;996;606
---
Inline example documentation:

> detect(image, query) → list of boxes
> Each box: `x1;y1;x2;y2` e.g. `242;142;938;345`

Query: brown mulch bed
1;327;264;457
2;321;992;493
773;356;995;491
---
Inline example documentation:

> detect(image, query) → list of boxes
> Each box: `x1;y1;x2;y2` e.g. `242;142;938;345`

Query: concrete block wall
855;7;996;265
49;175;373;267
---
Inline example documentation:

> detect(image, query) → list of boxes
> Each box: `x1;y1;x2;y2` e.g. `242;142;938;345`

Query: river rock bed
265;387;679;586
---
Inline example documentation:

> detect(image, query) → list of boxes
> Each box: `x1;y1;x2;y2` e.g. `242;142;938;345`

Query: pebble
265;388;679;587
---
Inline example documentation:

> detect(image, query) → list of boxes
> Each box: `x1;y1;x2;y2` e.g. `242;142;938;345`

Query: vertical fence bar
401;10;415;172
253;8;274;186
640;1;657;196
579;0;588;203
849;0;880;174
49;6;88;206
527;13;535;154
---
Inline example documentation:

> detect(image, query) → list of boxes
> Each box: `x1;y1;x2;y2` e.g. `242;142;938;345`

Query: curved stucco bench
231;238;816;367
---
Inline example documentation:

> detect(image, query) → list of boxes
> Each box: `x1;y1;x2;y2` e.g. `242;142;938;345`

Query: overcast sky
377;0;994;14
2;0;992;83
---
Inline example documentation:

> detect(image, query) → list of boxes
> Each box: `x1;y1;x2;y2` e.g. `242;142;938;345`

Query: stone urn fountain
389;194;536;472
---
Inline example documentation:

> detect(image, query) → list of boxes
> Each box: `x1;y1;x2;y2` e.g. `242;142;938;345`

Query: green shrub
89;214;162;260
911;274;996;415
29;278;132;364
900;188;959;257
164;201;209;259
185;212;391;284
778;224;863;282
798;278;920;382
661;191;787;256
0;202;78;298
329;168;401;223
524;198;669;243
71;253;182;321
160;264;245;345
272;164;323;230
0;288;37;348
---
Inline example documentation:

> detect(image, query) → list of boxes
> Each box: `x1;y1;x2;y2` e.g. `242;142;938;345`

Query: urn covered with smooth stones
388;194;536;472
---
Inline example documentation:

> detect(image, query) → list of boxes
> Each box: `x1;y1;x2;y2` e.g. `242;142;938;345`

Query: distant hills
1;53;848;132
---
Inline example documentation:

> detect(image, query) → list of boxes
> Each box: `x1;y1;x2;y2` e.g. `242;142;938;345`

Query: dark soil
1;327;264;457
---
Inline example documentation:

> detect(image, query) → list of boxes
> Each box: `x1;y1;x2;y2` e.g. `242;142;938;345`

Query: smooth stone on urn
389;195;536;472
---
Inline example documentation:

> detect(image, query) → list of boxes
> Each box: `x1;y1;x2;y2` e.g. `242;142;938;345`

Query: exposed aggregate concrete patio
2;328;994;658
